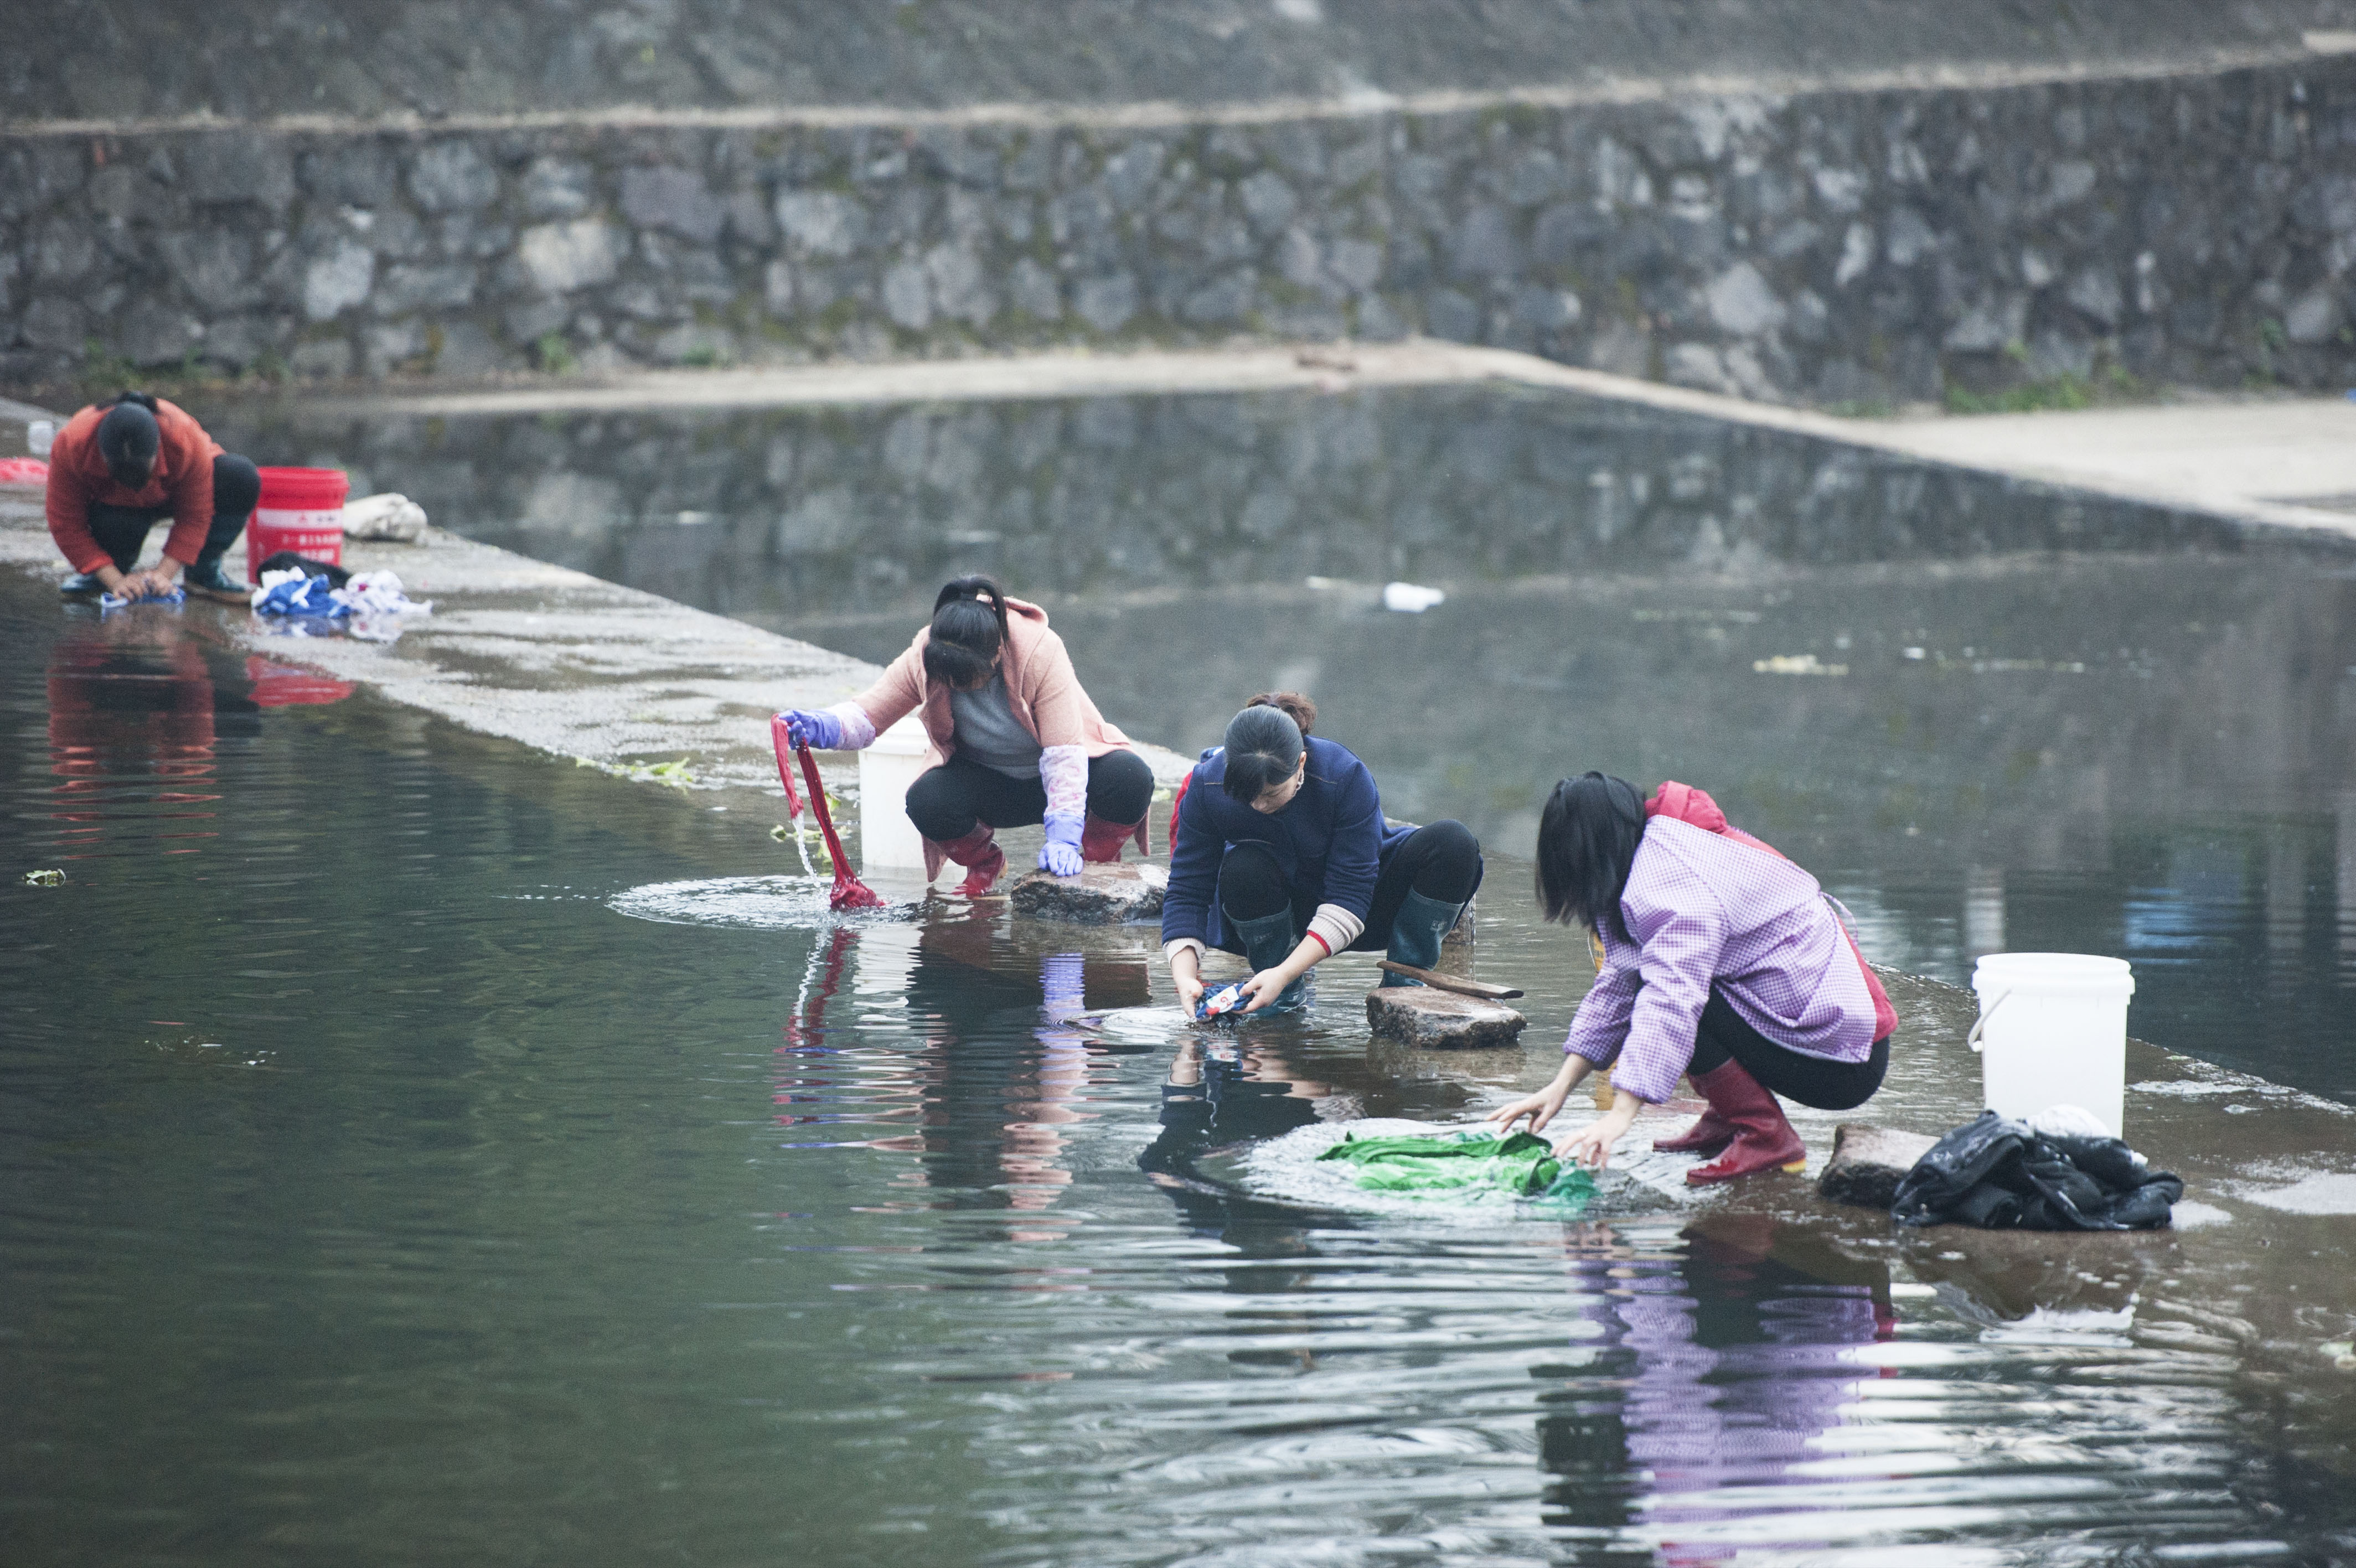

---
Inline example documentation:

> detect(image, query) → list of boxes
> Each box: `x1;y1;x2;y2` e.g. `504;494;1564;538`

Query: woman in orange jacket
45;392;257;602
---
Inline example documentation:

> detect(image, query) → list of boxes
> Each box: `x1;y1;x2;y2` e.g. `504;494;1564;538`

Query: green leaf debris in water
23;868;66;887
768;822;833;873
1316;1130;1594;1214
574;755;697;790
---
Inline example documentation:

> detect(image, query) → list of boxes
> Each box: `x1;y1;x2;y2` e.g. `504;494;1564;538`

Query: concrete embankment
0;396;1194;821
1542;966;2356;1394
8;340;2356;815
192;339;2356;545
18;36;2356;410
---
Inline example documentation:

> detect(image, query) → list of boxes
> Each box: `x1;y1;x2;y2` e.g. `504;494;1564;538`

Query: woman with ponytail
1490;772;1897;1184
1160;692;1484;1017
775;576;1154;894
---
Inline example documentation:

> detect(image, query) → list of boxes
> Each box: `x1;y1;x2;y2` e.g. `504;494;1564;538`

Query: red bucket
246;467;350;584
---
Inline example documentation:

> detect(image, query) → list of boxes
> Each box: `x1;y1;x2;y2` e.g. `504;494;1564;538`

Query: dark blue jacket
1160;736;1413;951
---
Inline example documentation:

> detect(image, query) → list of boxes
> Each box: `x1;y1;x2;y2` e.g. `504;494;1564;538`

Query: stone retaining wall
9;56;2356;405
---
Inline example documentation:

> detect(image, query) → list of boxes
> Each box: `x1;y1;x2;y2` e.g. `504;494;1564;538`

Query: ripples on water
609;873;920;930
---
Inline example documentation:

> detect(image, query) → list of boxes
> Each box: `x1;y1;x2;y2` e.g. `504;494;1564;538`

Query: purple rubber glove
1040;813;1084;877
777;708;842;750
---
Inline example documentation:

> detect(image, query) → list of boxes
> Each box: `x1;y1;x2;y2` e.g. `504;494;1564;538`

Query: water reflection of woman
1160;694;1484;1017
774;576;1155;895
1547;1217;1890;1557
1494;773;1895;1183
1136;1034;1330;1189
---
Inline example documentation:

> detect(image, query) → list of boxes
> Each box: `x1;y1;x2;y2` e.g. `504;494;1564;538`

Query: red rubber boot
1078;811;1145;864
1681;1059;1807;1184
1654;1101;1737;1156
938;825;1004;897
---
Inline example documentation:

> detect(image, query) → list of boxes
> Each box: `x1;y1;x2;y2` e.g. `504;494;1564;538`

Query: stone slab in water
1364;986;1527;1049
1818;1122;1940;1209
1009;862;1167;924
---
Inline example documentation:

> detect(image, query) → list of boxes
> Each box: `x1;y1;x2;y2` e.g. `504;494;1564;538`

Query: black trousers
905;748;1156;842
1687;986;1890;1110
1214;819;1482;954
85;453;260;571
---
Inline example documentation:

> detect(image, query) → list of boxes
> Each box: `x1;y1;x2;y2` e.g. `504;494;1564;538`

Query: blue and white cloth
251;570;348;618
250;568;433;638
99;584;186;610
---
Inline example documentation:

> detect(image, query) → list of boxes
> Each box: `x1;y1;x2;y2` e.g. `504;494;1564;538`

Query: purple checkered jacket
1564;816;1877;1104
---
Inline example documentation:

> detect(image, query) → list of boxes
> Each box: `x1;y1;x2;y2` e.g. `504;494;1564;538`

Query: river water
206;383;2356;1104
5;448;2353;1561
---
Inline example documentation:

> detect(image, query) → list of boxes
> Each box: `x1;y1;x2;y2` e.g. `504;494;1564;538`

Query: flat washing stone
1364;986;1527;1049
1009;861;1167;924
1818;1122;1940;1210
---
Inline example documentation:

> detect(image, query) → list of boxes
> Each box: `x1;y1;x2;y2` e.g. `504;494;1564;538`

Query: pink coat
854;597;1138;878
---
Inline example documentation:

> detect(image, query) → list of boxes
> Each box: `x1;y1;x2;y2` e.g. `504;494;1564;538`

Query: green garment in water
1316;1130;1596;1213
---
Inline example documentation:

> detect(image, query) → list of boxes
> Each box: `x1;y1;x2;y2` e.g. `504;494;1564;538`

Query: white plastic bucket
1969;953;2135;1137
857;717;933;874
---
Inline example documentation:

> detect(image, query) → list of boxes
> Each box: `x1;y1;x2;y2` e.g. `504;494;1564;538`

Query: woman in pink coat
1494;772;1897;1184
776;577;1153;896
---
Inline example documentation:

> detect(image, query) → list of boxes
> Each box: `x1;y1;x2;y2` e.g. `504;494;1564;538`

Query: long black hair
1534;771;1647;940
922;575;1011;689
1220;702;1305;803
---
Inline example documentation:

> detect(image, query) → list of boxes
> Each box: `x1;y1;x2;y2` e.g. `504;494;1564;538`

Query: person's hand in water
1489;1081;1573;1136
1234;933;1322;1013
1488;1053;1595;1136
1169;948;1206;1017
104;565;167;601
1234;965;1294;1013
1552;1091;1641;1171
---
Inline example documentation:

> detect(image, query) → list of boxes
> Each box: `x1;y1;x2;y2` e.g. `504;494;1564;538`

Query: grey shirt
948;674;1042;779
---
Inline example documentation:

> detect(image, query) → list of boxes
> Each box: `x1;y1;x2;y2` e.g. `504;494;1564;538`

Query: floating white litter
1381;581;1446;613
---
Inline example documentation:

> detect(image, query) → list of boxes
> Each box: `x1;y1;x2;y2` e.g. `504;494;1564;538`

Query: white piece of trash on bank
1382;582;1446;613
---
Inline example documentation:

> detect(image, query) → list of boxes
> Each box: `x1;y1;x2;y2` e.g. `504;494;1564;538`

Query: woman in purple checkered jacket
1490;772;1897;1185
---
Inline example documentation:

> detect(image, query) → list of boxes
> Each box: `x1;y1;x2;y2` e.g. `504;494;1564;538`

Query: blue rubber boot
1226;908;1310;1016
1378;888;1468;987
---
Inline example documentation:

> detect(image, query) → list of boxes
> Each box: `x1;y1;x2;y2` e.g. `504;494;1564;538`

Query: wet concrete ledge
0;472;1193;827
19;41;2356;139
260;341;2356;545
7;340;2356;821
1634;965;2356;1385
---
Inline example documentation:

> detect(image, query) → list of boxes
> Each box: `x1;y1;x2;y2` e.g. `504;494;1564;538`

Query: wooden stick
1375;961;1523;1000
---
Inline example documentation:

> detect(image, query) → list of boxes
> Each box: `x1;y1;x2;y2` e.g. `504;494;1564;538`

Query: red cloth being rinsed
771;714;884;910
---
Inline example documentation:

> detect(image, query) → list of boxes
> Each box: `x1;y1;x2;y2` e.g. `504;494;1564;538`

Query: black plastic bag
1890;1110;2182;1230
257;550;350;588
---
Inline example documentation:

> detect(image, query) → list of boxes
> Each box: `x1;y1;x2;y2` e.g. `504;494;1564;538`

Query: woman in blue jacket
1161;694;1483;1016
